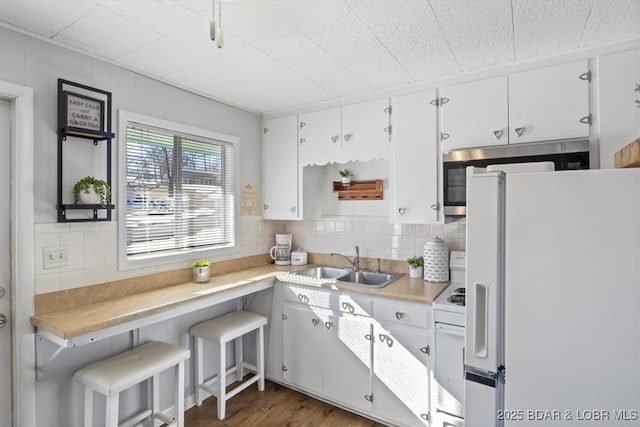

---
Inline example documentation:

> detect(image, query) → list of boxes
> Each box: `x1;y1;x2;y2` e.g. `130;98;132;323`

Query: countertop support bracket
35;332;66;381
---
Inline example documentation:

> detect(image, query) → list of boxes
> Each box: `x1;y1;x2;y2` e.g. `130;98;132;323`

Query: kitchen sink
294;266;350;279
336;271;402;288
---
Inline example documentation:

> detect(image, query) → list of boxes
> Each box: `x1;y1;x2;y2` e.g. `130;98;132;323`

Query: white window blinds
125;123;234;257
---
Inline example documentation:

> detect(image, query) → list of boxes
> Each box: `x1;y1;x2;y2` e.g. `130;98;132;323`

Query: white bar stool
189;310;268;420
74;341;190;427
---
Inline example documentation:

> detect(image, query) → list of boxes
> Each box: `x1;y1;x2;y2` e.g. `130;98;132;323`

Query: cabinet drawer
282;284;372;316
373;298;431;328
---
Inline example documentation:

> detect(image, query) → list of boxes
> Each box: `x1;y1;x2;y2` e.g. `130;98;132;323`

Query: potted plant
407;255;424;279
338;168;353;185
192;260;211;283
73;176;111;207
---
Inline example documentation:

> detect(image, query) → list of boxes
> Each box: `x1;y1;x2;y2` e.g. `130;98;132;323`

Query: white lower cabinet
372;321;431;426
282;303;323;394
280;284;434;426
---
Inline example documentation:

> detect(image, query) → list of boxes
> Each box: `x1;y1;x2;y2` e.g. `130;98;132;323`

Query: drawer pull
395;312;406;321
297;294;309;303
341;301;355;313
311;318;319;326
325;321;333;330
420;345;430;355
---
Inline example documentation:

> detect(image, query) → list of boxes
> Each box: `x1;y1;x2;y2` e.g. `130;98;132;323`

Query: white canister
291;249;308;266
423;237;450;282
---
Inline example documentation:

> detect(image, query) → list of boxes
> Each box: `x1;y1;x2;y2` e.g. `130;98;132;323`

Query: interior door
0;99;12;422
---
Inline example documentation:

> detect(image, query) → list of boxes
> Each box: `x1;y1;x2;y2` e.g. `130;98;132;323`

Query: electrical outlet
43;246;69;269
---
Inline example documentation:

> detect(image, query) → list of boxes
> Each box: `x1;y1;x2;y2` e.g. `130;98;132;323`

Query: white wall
0;26;285;294
0;26;285;427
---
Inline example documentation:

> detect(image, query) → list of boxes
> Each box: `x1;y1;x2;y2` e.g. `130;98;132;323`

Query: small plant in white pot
338;168;353;185
192;260;211;283
73;176;111;207
407;255;424;279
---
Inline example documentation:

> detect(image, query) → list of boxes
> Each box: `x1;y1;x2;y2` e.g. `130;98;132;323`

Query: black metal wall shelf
57;79;115;223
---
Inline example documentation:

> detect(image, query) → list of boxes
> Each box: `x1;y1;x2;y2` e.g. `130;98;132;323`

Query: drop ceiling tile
513;0;593;60
223;1;371;98
116;38;208;80
268;0;414;90
581;0;640;47
345;0;459;82
0;0;97;38
430;0;513;71
53;5;161;60
97;0;202;41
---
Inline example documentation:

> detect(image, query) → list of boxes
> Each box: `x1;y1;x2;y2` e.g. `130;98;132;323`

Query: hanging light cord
210;0;224;48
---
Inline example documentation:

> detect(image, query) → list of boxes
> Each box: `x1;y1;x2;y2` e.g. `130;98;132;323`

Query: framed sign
63;91;105;133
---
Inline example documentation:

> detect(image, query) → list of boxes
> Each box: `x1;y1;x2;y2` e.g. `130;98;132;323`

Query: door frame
0;80;35;427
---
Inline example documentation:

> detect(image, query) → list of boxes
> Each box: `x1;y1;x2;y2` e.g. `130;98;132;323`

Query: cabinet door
372;321;430;426
299;107;341;166
434;323;465;423
282;303;323;394
263;115;299;219
341;98;391;163
322;313;372;413
509;60;590;144
391;90;439;224
441;76;509;149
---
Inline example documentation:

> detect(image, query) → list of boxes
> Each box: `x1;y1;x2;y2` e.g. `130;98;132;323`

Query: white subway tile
60;270;86;289
35;273;61;294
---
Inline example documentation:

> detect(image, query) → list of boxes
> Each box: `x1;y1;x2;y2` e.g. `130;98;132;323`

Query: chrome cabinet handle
383;126;391;133
395;311;406;320
282;364;288;372
420;345;430;355
440;97;450;105
297;294;309;303
299;138;306;144
0;286;5;298
365;334;372;341
331;135;339;143
300;121;306;128
430;202;439;211
364;394;373;402
341;302;355;313
578;71;591;81
383;106;391;114
514;127;525;137
579;115;592;125
420;413;429;421
289;206;297;213
325;321;333;330
343;134;352;142
0;313;5;328
440;132;450;140
263;204;269;210
398;208;406;215
493;130;503;139
311;318;319;326
378;334;393;347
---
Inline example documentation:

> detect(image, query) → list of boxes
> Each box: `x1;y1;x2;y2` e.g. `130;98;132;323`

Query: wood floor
184;380;388;426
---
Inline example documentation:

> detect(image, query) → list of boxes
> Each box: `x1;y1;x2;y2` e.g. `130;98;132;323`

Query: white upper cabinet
262;115;300;220
340;98;391;163
390;90;440;224
509;60;590;144
299;107;341;166
441;76;509;150
299;99;390;166
441;60;591;150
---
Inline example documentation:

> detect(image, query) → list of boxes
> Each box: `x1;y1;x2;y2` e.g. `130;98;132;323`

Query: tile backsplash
34;216;283;294
284;216;465;261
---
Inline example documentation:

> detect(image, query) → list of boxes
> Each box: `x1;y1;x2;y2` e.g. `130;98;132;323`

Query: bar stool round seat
74;340;190;427
190;310;268;420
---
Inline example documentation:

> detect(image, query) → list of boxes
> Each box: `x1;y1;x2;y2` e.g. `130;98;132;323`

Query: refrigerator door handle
465;369;497;388
474;282;488;358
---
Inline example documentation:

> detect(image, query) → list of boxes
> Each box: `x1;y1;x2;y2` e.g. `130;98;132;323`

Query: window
119;111;237;267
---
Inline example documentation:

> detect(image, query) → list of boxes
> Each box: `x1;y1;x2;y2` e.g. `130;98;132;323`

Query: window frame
118;110;240;271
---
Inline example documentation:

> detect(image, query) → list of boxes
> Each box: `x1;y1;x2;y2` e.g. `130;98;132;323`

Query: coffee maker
270;233;292;265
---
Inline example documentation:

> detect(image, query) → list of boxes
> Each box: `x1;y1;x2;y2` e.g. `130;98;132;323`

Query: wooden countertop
31;264;449;341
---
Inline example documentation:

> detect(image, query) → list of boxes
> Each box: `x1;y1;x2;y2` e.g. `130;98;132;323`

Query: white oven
433;251;466;427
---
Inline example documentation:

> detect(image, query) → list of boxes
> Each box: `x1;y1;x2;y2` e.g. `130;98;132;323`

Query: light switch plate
43;246;69;269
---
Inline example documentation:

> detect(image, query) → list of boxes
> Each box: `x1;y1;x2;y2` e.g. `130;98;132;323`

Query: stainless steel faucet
330;245;360;271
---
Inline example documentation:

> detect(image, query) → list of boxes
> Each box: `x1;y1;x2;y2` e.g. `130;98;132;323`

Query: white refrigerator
464;167;640;426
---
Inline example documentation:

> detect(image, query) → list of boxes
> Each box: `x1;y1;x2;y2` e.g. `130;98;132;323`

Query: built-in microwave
443;139;590;216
